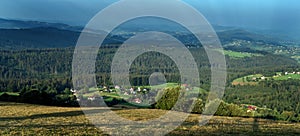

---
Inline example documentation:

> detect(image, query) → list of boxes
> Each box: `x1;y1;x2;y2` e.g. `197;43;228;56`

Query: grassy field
223;50;262;58
232;73;300;86
1;102;300;135
232;74;263;86
274;74;300;80
0;92;19;96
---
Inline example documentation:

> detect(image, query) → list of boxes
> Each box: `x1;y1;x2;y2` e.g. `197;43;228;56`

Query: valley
1;18;300;135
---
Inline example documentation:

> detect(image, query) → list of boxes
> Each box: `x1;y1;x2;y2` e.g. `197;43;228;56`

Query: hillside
0;102;300;135
0;27;80;49
0;18;83;31
0;19;288;50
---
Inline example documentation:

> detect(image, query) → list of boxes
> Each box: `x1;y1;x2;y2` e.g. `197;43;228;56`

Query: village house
130;88;135;94
70;89;77;93
284;71;300;75
88;96;96;101
246;105;257;113
115;85;120;90
133;98;142;104
70;89;78;96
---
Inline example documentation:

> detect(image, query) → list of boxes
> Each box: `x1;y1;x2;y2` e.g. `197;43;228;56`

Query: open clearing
1;102;300;135
231;74;263;86
232;73;300;86
223;50;261;58
274;74;300;80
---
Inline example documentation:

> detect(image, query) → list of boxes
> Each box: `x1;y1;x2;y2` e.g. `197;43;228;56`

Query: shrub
155;87;204;113
280;111;295;121
191;98;204;114
155;87;181;110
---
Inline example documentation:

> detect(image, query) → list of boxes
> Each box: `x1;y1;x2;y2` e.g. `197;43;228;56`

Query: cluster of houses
242;104;258;113
251;76;266;81
283;71;300;75
70;86;149;104
70;83;192;106
120;86;149;96
249;71;300;82
273;71;300;79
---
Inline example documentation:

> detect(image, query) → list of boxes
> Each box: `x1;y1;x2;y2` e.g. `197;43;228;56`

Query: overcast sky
0;0;299;31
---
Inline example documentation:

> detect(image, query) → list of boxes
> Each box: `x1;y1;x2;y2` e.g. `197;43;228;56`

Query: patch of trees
224;46;268;54
0;78;78;107
225;79;300;122
154;86;205;113
154;86;300;122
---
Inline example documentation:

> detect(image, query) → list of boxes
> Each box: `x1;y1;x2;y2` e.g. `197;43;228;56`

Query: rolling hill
1;101;300;135
0;18;83;32
0;18;287;50
0;27;80;49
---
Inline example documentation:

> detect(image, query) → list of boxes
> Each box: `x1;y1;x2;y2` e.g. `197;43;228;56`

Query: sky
0;0;300;35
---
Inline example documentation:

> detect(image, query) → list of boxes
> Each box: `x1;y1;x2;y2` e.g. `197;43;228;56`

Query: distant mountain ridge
217;29;280;45
0;18;285;50
0;18;83;32
0;27;80;49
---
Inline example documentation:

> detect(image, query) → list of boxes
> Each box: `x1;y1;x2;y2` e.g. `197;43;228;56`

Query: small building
134;98;142;104
247;105;257;112
115;85;121;90
88;96;96;101
70;89;77;93
130;88;134;93
285;72;289;75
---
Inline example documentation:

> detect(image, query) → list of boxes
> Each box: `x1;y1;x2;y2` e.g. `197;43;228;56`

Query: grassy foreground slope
1;102;300;136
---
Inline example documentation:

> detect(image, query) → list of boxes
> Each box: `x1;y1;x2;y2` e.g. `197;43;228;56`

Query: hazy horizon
0;0;300;41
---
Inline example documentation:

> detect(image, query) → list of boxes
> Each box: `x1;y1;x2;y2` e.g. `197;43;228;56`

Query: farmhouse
246;105;257;113
115;85;120;90
133;98;142;104
88;96;96;101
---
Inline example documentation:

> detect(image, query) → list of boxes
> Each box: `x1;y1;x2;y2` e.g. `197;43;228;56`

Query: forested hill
0;18;83;31
0;27;80;49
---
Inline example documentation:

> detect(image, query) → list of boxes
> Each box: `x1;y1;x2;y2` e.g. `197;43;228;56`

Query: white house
130;88;134;93
134;98;142;104
70;89;77;93
88;96;96;101
115;85;120;90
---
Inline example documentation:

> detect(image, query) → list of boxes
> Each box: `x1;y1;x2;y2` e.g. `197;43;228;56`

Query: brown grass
1;102;300;135
231;81;258;86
